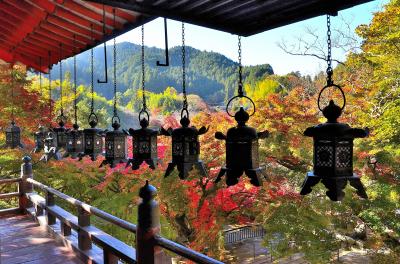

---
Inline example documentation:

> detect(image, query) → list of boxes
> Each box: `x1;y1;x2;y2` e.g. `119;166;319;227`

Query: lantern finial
323;100;342;123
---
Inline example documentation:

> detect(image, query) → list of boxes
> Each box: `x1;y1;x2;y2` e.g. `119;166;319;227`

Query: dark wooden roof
87;0;373;36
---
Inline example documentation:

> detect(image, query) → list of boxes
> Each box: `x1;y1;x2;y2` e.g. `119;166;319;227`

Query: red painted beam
4;0;47;19
40;22;94;45
60;0;124;29
54;7;110;34
35;28;87;50
26;0;57;13
86;2;138;22
0;2;29;21
46;16;103;40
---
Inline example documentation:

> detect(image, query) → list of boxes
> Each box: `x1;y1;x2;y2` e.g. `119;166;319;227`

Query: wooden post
19;156;33;213
61;222;71;236
77;206;92;250
136;180;160;264
46;191;56;225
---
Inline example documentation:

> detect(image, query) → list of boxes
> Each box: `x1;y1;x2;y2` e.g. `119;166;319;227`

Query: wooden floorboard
0;214;84;264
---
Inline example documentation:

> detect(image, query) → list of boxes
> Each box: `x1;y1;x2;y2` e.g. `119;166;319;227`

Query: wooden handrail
155;236;224;264
0;178;21;184
0;192;19;200
26;178;224;264
27;178;137;233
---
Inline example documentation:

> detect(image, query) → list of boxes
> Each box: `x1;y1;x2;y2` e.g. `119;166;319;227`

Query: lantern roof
0;0;372;72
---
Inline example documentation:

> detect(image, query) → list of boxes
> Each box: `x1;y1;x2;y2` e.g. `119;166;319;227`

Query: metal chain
73;35;78;125
141;25;147;111
181;22;188;110
39;57;42;96
10;67;14;122
326;15;333;85
59;43;63;116
48;51;52;124
90;25;95;114
113;9;118;118
238;35;244;96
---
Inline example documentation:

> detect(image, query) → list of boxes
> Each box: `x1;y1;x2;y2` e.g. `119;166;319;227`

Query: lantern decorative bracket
156;18;170;67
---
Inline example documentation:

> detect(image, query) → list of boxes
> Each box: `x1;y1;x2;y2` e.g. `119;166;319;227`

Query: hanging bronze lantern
50;44;69;151
161;111;208;179
64;53;84;159
128;115;160;170
127;26;160;170
100;27;128;168
39;52;62;162
80;114;104;161
300;15;368;201
33;58;46;153
65;124;84;159
215;36;268;187
33;124;47;153
79;45;104;161
3;66;24;149
215;106;269;187
4;121;24;149
300;90;369;201
50;114;69;150
40;131;62;161
161;23;208;179
101;117;128;168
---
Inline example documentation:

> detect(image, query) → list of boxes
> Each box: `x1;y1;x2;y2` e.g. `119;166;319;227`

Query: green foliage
50;43;273;105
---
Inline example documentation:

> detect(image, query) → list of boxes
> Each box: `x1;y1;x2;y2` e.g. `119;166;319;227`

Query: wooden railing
0;156;224;264
0;177;23;216
224;225;265;244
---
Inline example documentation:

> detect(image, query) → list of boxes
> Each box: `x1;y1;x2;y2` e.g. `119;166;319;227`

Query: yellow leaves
389;190;399;203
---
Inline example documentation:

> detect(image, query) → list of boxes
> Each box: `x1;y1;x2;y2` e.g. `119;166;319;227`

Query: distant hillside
52;42;273;104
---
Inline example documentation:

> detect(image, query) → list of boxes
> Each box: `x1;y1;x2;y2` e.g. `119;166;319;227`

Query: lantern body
51;124;68;149
64;125;84;159
162;116;208;179
33;125;47;153
300;100;369;201
40;132;62;161
5;121;23;149
80;127;104;161
128;119;159;170
215;107;269;187
101;122;128;168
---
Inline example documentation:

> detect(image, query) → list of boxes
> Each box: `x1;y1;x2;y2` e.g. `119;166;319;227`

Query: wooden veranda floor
0;213;83;264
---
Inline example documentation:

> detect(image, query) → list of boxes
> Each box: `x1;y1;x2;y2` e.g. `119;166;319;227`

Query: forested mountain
51;42;273;104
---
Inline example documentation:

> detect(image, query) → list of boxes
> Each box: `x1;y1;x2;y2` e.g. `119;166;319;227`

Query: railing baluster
104;249;119;264
61;222;71;236
46;191;56;225
136;181;160;264
77;206;92;251
19;156;33;212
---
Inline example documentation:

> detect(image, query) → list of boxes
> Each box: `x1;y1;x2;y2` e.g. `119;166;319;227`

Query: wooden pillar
19;156;33;213
77;206;92;250
46;191;56;225
136;180;160;264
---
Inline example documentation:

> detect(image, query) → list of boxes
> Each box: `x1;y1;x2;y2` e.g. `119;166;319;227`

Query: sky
106;0;389;76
